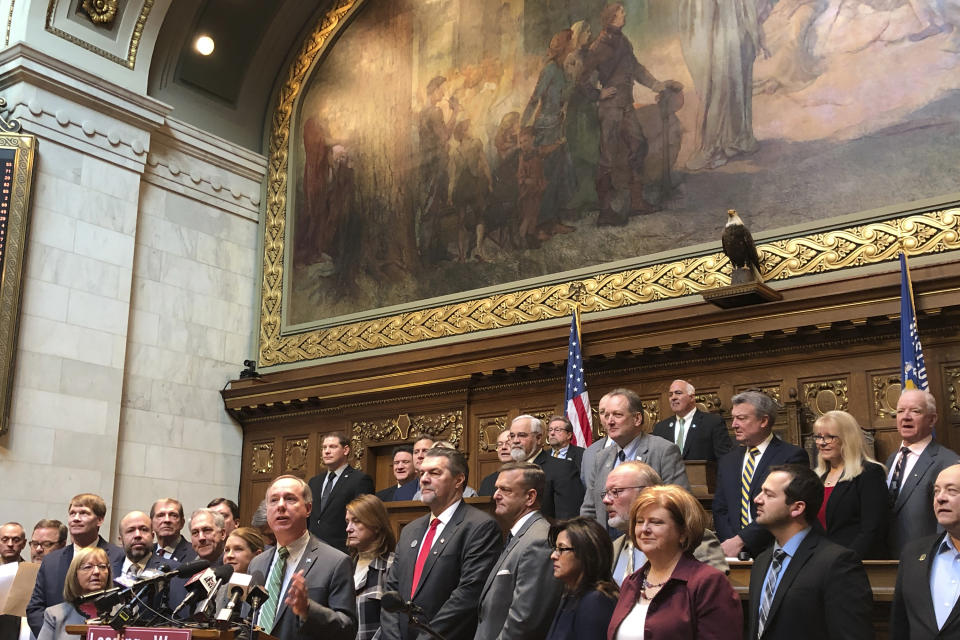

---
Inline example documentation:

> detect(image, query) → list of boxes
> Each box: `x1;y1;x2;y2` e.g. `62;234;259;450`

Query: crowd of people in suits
4;383;960;640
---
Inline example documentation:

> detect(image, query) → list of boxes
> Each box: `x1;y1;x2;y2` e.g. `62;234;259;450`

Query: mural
286;0;960;326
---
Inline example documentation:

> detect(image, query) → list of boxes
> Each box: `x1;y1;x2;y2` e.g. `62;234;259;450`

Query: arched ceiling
147;0;335;153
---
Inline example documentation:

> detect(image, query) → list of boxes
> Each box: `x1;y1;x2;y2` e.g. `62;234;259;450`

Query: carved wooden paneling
944;365;960;416
695;390;723;414
351;410;465;465
802;378;849;417
642;397;660;427
284;438;309;475
477;415;508;453
734;383;783;405
871;372;901;419
251;442;274;475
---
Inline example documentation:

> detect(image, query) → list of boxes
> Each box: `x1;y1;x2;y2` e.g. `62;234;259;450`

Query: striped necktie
259;545;289;633
758;548;787;636
676;417;685;452
740;447;761;528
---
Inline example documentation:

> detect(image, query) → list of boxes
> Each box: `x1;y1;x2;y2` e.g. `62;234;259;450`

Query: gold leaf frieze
258;0;960;366
81;0;117;23
351;409;464;463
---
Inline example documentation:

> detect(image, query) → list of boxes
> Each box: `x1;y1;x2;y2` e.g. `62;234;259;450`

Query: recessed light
195;35;215;56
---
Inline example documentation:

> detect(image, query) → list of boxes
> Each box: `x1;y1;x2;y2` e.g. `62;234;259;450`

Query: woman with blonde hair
223;526;265;574
37;547;112;640
813;409;889;558
608;485;741;640
345;494;396;640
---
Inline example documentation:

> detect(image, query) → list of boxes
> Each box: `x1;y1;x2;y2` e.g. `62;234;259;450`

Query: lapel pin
919;554;927;561
411;540;418;547
439;538;445;544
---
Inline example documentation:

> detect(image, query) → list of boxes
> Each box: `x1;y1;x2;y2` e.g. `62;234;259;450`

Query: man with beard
507;415;585;518
117;511;186;618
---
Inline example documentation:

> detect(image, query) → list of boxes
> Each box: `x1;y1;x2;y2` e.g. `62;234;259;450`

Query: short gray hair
731;390;778;427
512;415;543;434
189;508;224;531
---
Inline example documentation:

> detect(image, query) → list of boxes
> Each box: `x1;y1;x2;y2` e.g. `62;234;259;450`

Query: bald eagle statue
722;209;762;282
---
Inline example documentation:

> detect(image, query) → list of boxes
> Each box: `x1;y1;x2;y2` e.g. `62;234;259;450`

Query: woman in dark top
814;410;889;558
545;516;619;640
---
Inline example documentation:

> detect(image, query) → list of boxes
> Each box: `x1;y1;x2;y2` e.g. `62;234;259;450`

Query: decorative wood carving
802;378;849;417
945;365;960;415
695;390;723;414
251;442;274;475
477;415;508;453
351;410;464;465
871;373;901;419
642;398;660;427
284;438;309;474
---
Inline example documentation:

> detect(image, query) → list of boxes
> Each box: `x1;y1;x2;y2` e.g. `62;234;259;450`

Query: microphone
76;586;123;605
381;591;424;616
194;565;235;623
215;572;253;624
171;565;222;617
245;571;268;629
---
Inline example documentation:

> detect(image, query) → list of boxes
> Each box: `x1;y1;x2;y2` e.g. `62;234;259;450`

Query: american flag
565;309;593;447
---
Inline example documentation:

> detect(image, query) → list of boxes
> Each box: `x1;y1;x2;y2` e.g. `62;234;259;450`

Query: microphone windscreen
177;559;211;578
213;564;235;581
381;591;405;613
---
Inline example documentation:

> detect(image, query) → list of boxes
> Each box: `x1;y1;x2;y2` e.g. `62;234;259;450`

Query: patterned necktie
740;447;761;528
889;447;910;499
758;549;787;636
552;449;559;457
321;471;336;508
676;417;685;452
617;449;626;463
259;545;289;633
411;518;441;598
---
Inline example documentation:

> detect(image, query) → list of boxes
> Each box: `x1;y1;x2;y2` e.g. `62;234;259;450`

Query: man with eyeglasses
601;461;726;585
507;415;584;518
479;431;514;496
26;493;124;636
886;389;960;556
29;520;66;563
581;388;688;520
0;523;26;564
546;416;584;466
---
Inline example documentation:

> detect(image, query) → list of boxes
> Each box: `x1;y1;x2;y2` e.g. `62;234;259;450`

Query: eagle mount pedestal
701;269;782;309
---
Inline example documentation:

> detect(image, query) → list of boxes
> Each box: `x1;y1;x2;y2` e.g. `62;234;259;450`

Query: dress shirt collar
774;525;811;558
618;435;643;461
158;534;183;556
751;433;775;456
677;407;697;423
510;511;538;537
900;435;933;456
433;499;462;526
277;529;310;565
553;445;570;458
526;448;544;463
936;534;960;557
327;462;349;477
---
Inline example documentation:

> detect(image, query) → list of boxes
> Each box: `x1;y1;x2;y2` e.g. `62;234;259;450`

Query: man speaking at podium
247;475;356;640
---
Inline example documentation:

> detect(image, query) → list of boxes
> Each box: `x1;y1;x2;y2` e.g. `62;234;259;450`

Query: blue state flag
900;253;928;391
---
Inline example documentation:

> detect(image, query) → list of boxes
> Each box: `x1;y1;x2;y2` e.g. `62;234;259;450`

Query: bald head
119;511;153;563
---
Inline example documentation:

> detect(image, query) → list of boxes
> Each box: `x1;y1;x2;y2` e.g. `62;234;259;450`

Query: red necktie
411;518;440;598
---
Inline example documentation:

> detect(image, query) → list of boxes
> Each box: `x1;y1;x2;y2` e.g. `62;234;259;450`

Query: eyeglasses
552;545;575;554
601;486;646;499
78;563;109;573
813;434;839;443
29;540;58;549
0;536;24;544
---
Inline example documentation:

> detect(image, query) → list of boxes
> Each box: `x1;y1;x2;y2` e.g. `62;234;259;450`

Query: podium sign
86;626;192;640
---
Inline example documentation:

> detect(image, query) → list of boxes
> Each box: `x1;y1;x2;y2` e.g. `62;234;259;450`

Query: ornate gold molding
44;0;153;69
251;442;274;475
695;391;723;414
81;0;117;24
350;409;464;465
802;379;850;417
284;438;309;474
871;373;901;419
477;415;508;452
944;365;960;416
259;0;960;367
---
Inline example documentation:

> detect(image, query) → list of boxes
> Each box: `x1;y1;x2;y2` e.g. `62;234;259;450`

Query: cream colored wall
0;44;264;539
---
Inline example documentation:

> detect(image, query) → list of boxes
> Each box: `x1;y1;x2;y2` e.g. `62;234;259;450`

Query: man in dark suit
376;445;418;502
308;431;375;552
249;474;357;640
380;447;502;640
508;416;585;518
886;389;960;556
475;462;560;640
189;508;227;566
116;511;187;619
652;379;732;461
546;416;585;467
891;463;960;638
581;388;689;520
748;464;872;639
479;431;512;496
26;493;125;635
151;498;197;562
714;390;809;559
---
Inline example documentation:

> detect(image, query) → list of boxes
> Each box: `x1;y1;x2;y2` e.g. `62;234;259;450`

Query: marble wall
0;45;265;538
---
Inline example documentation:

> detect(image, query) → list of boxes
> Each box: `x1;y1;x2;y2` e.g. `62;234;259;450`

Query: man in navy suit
508;415;585;518
380;447;502;640
652;379;732;461
891;463;960;638
26;493;124;635
151;498;197;563
376;445;418;502
886;389;960;556
714;391;809;559
546;416;585;467
116;511;187;619
308;432;375;552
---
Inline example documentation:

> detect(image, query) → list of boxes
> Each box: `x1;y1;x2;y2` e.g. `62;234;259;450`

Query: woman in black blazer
813;410;890;559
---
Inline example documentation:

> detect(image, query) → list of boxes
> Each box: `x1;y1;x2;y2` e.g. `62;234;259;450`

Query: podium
66;624;281;640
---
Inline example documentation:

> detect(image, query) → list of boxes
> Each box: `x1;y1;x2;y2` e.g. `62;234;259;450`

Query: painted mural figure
488;111;521;249
418;75;460;264
450;119;492;262
517;126;562;248
579;2;667;226
522;29;577;242
679;0;768;171
563;20;600;217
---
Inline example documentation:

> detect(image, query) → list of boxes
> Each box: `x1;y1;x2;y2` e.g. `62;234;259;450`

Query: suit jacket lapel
750;438;781;496
896;445;936;510
274;537;320;623
480;513;542;600
633;435;650;463
764;533;818;628
320;467;351;515
413;502;466;598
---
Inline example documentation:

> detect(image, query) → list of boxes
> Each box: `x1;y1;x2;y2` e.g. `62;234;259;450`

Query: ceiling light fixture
195;35;215;56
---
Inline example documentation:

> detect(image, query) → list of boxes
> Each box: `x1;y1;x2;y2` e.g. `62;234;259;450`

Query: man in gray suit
475;462;560;640
887;389;960;556
581;387;688;519
248;475;357;640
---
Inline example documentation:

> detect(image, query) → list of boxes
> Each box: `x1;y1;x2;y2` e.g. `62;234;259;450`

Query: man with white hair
507;415;584;518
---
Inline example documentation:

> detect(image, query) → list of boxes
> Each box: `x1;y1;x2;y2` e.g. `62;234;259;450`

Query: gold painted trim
0;126;37;435
5;0;15;47
44;0;154;69
259;0;960;367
